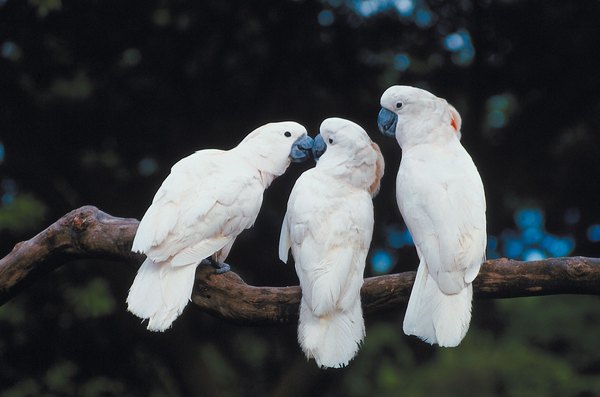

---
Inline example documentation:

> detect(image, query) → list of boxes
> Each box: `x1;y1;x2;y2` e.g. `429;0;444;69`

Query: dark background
1;0;599;396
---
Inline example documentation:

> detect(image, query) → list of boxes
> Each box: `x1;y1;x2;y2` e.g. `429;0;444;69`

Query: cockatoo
377;85;486;347
279;117;384;368
127;122;313;331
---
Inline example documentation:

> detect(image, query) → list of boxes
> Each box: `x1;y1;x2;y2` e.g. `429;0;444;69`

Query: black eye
284;131;291;137
396;102;403;109
328;138;333;144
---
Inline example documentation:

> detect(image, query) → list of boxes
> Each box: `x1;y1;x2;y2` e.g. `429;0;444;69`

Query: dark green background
1;0;599;395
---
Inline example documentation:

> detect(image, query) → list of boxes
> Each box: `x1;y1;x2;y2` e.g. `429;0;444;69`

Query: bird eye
284;131;292;137
328;138;333;144
396;102;403;109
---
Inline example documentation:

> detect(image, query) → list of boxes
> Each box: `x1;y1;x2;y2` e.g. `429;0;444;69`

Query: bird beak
290;135;314;163
312;134;326;161
377;108;398;138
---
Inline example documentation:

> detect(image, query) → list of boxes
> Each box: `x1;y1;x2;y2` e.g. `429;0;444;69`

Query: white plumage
279;117;384;368
127;121;311;331
378;85;486;347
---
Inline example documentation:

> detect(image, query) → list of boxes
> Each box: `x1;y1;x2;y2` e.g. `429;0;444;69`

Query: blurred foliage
0;193;46;233
339;320;600;397
1;0;600;395
63;278;116;318
28;0;62;18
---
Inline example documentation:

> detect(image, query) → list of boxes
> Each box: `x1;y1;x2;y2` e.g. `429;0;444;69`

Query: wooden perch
1;206;599;324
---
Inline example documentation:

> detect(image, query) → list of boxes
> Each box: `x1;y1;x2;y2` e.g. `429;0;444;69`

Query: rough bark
1;206;599;324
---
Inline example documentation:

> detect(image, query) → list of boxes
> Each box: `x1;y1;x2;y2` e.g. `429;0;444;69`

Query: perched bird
127;122;313;331
378;85;486;347
279;117;384;368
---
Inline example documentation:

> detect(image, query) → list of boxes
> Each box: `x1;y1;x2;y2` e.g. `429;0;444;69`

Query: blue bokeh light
0;141;4;164
488;94;510;110
370;249;395;274
487;235;498;250
1;41;17;59
514;207;544;229
1;193;14;205
546;236;575;257
443;29;475;66
386;224;413;249
394;0;414;16
355;0;386;17
522;248;545;261
414;9;433;28
393;53;410;71
318;10;335;26
345;0;437;31
443;32;465;51
587;224;600;242
487;110;506;128
487;236;500;259
1;178;18;206
138;157;158;176
540;235;557;253
485;93;516;130
497;206;575;260
521;226;544;245
503;235;525;258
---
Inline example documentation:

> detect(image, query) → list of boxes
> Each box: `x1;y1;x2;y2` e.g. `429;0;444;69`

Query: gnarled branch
1;206;599;324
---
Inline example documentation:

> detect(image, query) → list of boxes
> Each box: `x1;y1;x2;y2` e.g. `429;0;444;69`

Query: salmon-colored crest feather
368;142;385;197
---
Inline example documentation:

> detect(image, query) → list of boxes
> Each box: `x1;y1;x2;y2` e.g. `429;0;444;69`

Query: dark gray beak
290;135;314;163
377;108;398;138
312;134;326;161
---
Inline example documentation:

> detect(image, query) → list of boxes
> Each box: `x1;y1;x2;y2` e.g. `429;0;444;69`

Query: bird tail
298;298;365;368
403;263;473;347
126;257;197;332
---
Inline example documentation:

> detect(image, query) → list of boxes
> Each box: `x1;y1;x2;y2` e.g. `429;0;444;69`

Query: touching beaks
377;108;398;138
290;135;314;163
312;134;326;161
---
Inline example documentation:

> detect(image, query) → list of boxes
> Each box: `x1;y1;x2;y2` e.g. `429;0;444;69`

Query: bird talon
202;259;231;274
213;262;231;274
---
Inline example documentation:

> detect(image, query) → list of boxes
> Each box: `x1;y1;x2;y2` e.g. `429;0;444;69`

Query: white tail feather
403;263;473;347
126;257;197;332
298;298;365;368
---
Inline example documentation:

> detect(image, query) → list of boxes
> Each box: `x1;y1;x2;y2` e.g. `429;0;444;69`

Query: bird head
378;85;462;148
238;121;313;179
316;117;384;196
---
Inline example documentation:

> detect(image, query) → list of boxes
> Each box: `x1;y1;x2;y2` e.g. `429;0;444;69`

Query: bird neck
231;146;289;188
317;153;376;193
397;122;456;150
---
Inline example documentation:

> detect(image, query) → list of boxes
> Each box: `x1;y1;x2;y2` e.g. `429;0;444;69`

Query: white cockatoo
279;117;384;368
127;122;313;331
377;85;486;347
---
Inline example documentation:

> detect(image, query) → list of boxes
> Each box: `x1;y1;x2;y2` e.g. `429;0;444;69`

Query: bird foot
201;259;231;274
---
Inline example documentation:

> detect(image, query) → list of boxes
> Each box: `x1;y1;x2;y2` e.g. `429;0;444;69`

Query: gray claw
201;258;231;274
213;262;231;274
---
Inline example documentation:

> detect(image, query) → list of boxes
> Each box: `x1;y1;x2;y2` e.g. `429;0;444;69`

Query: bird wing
132;149;264;266
278;210;292;264
285;171;373;315
397;145;486;294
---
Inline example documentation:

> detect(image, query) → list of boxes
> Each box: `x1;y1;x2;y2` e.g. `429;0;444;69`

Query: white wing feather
283;169;373;368
278;212;292;263
397;143;486;294
128;148;266;331
398;140;486;346
134;150;264;265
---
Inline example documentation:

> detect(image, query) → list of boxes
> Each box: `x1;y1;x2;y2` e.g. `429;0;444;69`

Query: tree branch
1;206;599;324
